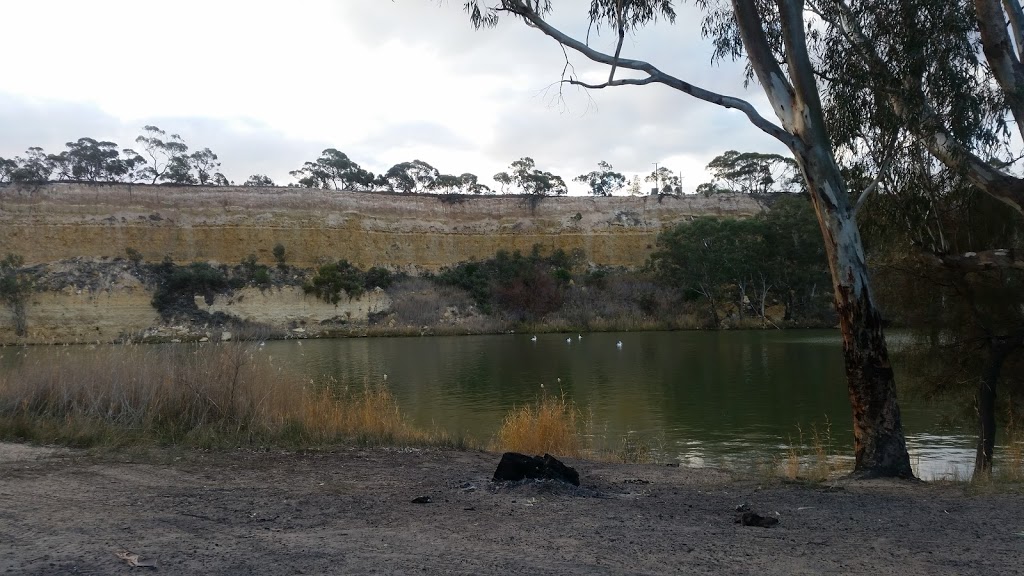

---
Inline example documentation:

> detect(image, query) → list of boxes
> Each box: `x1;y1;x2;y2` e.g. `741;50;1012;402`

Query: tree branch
565;77;656;89
853;131;900;215
506;3;800;150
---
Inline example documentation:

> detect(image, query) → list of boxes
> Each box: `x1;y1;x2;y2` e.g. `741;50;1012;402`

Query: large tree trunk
974;344;1001;478
974;331;1024;479
795;150;915;478
735;0;914;478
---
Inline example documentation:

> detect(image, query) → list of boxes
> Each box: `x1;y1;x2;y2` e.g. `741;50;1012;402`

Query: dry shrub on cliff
385;277;501;333
0;343;430;447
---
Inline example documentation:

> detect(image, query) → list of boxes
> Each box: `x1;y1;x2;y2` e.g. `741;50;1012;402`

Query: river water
260;329;977;480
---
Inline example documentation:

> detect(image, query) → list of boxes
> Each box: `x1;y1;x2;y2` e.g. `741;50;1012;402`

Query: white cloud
0;0;792;194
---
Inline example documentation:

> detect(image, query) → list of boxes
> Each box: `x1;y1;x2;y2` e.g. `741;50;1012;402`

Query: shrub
436;245;579;320
363;266;395;290
150;261;229;319
0;254;32;336
304;260;365;304
125;247;143;265
272;243;286;269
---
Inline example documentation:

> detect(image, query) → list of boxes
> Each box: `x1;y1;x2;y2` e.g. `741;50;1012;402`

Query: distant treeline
1;126;803;197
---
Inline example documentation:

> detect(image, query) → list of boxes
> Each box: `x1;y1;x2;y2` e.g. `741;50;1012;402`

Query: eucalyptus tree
0;157;16;183
290;149;376;191
135;125;189;185
459;172;493;194
460;0;913;476
575;160;627;195
703;150;800;195
382;160;440;192
506;156;568;196
862;144;1024;479
9;147;54;182
645;166;681;194
243;174;276;187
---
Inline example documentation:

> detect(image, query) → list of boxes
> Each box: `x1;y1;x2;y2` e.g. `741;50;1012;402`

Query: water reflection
259;330;976;480
0;332;978;480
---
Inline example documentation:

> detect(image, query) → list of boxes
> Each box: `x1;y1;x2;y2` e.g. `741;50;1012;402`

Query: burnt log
492;452;580;486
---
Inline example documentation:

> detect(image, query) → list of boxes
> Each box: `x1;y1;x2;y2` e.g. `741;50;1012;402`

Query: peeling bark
795;151;914;478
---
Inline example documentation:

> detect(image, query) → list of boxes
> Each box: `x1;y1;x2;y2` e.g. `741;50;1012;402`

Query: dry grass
490;393;659;463
491;391;584;458
0;342;442;448
781;420;850;482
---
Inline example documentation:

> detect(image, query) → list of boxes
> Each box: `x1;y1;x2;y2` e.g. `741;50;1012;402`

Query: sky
0;0;788;194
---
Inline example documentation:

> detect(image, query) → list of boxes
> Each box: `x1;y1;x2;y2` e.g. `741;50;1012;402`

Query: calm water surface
263;330;975;480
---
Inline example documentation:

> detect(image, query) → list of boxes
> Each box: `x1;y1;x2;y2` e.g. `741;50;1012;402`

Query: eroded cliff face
0;183;766;344
0;183;766;269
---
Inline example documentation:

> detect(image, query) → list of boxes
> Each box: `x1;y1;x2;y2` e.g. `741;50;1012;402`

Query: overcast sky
0;0;788;194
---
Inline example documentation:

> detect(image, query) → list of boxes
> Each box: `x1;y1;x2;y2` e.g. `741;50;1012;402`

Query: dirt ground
1;443;1022;575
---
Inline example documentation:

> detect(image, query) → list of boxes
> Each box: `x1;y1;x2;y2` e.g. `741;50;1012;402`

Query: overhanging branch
506;3;800;150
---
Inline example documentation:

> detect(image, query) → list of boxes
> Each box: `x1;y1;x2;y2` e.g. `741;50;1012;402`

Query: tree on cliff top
575;161;626;196
499;157;567;196
135;125;189;185
290;149;376;191
458;0;916;476
701;150;800;196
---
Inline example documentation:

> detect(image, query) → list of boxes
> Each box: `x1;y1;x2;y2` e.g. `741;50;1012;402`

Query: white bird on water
566;338;572;344
616;340;623;349
530;335;537;342
578;334;582;341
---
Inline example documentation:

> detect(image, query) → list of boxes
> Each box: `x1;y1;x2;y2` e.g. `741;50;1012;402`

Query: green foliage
363;267;395;290
575;161;626;196
272;243;287;268
290;149;376;191
702;150;801;195
436;246;576;319
135;125;189;184
239;254;271;287
651;197;829;325
304;260;366;304
645;166;681;194
499;157;568;196
151;261;229;319
381;160;438;193
125;247;143;265
244;174;275;187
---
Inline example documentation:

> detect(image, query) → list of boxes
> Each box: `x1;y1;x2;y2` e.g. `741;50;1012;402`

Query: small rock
492;452;580;486
411;496;432;504
735;511;779;528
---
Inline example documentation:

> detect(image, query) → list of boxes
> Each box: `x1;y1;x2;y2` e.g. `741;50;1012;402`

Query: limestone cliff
0;183;766;269
0;183;767;344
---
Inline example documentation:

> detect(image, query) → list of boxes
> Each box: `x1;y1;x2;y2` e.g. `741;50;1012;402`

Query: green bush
435;245;579;320
151;261;229;318
304;260;365;304
272;243;287;269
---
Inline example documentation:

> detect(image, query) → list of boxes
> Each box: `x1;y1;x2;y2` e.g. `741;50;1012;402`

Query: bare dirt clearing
1;443;1021;575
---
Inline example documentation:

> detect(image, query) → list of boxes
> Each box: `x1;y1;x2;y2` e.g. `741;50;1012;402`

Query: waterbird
530;335;537;342
566;338;572;344
616;340;623;349
578;334;582;341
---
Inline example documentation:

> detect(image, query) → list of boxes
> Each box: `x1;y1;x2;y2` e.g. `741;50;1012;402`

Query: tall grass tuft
491;391;583;458
0;343;431;448
781;420;849;482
